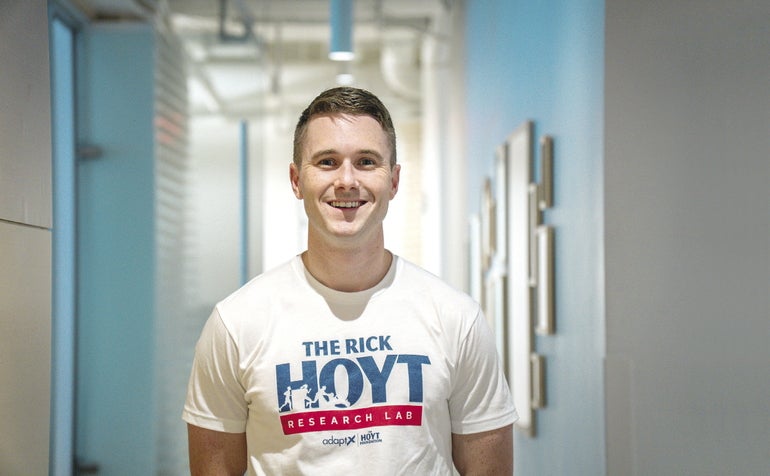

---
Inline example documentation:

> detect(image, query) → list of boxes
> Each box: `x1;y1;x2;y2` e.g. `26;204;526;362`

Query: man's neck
302;240;393;293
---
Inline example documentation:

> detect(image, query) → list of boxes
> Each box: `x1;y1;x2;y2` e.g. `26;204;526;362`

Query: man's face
290;113;400;248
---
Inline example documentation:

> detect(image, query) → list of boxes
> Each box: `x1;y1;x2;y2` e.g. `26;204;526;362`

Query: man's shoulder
394;256;478;308
218;256;302;309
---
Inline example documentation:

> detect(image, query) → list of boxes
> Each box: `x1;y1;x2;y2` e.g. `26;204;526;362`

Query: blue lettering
397;354;430;402
345;338;358;353
302;340;341;356
275;352;429;409
344;335;393;354
357;355;397;403
365;336;378;351
378;335;393;351
275;361;318;412
319;358;364;406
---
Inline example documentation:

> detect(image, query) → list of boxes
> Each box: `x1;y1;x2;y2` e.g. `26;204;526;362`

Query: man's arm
452;424;513;475
187;424;247;476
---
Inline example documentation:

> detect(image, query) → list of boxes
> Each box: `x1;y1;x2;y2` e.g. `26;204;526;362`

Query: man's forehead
303;114;389;147
297;113;394;167
306;112;380;128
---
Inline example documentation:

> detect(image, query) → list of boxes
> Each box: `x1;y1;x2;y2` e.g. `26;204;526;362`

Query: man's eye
318;158;336;166
359;158;377;166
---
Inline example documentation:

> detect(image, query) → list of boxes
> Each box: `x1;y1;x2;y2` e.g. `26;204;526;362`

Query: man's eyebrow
310;149;337;160
357;149;385;160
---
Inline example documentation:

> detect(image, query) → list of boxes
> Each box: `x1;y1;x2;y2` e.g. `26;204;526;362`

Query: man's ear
289;163;303;199
390;164;401;199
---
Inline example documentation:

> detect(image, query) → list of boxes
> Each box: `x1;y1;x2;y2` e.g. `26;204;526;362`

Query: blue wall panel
77;24;157;476
464;2;606;475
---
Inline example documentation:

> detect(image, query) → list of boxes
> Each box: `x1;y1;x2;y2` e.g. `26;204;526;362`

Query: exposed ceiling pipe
374;0;421;101
269;22;283;95
380;38;421;101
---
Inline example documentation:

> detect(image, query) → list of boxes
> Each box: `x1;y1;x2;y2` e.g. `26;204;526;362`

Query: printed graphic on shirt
275;334;430;435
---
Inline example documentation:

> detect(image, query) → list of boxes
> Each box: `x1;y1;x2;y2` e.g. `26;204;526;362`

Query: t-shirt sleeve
448;309;518;434
182;307;248;433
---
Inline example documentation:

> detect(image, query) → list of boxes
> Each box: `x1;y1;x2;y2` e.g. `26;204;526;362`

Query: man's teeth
331;201;361;208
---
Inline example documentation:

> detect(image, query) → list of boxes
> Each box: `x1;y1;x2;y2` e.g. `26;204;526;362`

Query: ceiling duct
380;37;421;101
218;0;257;43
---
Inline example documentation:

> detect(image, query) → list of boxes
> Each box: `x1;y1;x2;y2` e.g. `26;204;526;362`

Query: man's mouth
330;200;364;209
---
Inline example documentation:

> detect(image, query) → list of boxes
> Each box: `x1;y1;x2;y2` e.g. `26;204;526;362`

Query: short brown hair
293;87;397;167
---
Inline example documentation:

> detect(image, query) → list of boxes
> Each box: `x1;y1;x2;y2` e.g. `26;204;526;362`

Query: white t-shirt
183;255;517;475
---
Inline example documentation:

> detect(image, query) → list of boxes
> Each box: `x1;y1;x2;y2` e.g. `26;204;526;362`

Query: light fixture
335;62;355;85
329;0;354;61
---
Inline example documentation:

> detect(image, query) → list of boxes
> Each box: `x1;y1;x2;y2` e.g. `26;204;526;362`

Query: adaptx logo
322;435;357;447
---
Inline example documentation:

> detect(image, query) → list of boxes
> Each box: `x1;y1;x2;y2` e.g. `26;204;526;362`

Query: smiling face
290;113;400;251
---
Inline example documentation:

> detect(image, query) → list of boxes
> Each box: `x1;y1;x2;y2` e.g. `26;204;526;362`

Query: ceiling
71;0;452;117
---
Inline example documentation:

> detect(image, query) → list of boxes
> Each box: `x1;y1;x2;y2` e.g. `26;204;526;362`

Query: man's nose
334;161;358;189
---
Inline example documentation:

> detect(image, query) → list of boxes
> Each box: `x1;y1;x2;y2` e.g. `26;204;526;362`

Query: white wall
0;1;52;474
605;1;770;474
189;115;249;307
0;1;52;227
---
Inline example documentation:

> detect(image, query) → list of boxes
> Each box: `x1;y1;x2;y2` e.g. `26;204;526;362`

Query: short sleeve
448;310;518;434
182;308;248;433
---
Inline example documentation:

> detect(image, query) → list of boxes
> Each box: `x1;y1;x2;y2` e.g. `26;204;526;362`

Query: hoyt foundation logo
323;430;383;447
275;335;429;436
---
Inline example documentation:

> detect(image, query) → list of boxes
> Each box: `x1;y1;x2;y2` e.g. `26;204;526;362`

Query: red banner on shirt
280;405;422;435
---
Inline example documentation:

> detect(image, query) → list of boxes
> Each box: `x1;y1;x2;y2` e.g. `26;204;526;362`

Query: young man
183;87;517;475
